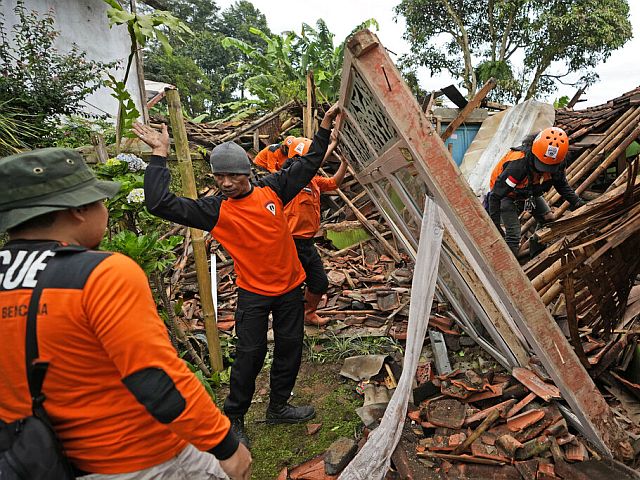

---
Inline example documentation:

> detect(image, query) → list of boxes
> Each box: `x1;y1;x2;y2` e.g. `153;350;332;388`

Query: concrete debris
324;437;358;475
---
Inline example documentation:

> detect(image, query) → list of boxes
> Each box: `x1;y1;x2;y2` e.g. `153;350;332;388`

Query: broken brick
481;432;497;446
427;398;466;429
515;459;539;480
407;409;421;423
307;423;322;435
464;399;517;425
428;435;453;452
464;384;504;403
291;455;336;480
556;434;576;446
537;461;556;479
471;439;511;463
429;315;458;335
543;418;568;437
448;432;467;449
565;441;589;462
506;392;537;418
507;409;545;432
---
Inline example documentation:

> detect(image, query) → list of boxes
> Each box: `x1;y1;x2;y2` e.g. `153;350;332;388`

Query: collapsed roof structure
331;29;635;462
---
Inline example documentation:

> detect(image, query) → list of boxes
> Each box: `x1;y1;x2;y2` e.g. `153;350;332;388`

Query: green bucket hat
0;148;120;232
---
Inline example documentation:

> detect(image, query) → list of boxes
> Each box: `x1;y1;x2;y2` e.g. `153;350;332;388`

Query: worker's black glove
570;198;587;211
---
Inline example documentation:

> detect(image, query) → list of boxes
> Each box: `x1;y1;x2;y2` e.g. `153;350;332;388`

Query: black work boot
229;416;250;449
266;402;315;424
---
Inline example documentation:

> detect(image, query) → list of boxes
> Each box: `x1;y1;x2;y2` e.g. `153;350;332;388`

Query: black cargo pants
294;238;329;295
223;285;305;417
500;196;551;255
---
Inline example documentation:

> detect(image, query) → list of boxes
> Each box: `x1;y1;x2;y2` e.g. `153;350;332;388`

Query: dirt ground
215;360;363;480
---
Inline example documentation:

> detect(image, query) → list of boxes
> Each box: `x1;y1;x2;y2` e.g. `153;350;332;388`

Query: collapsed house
129;30;640;479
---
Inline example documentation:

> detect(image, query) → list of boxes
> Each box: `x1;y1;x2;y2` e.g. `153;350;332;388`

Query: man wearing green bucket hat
0;149;251;479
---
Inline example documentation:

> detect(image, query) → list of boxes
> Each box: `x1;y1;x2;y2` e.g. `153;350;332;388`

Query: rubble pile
408;364;599;479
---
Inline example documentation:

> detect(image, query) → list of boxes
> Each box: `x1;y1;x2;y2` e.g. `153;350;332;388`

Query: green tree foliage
221;18;378;114
0;1;109;146
395;0;632;102
143;0;270;117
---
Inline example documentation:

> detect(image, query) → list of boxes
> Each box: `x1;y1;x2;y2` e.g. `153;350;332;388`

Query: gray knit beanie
209;141;251;175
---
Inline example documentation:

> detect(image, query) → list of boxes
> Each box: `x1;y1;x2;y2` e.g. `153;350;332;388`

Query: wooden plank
337;29;629;458
441;77;497;141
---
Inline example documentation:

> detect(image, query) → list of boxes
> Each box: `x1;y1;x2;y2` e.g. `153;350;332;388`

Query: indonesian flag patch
506;176;518;188
265;201;276;216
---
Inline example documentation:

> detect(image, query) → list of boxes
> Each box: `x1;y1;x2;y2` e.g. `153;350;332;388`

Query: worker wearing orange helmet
254;134;347;326
488;127;586;256
253;136;299;173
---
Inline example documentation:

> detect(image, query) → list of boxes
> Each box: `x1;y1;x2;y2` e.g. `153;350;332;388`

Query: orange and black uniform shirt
0;241;236;474
144;127;331;296
255;145;338;239
253;144;288;173
284;176;337;239
488;148;580;225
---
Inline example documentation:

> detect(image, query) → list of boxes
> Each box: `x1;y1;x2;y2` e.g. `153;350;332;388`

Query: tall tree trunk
488;0;497;62
443;0;476;97
525;61;549;100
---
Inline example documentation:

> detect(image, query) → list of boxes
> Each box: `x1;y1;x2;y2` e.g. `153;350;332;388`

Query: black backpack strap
25;254;60;418
25;245;88;419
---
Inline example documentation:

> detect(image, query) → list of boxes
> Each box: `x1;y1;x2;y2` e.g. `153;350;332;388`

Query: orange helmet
531;127;569;172
286;137;312;159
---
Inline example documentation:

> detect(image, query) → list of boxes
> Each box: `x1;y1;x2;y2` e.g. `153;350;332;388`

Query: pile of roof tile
407;364;597;479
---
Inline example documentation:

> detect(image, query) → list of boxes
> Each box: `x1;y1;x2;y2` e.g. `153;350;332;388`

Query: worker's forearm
144;155;220;231
333;160;348;188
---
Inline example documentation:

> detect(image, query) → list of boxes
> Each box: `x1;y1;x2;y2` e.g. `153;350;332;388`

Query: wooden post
441;77;496;141
130;0;150;124
90;133;108;164
304;71;316;138
166;88;224;373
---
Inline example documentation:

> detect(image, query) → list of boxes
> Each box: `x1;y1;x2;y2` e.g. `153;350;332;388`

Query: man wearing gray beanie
135;103;340;449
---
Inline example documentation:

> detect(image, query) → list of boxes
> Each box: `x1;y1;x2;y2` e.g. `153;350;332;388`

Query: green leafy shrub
52;116;116;149
101;230;183;276
0;1;110;146
93;154;158;234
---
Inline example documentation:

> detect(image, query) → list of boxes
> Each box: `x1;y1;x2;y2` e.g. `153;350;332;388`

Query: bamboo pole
304;71;315;139
564;109;640;189
565;107;638;177
166;89;224;373
550;123;640;222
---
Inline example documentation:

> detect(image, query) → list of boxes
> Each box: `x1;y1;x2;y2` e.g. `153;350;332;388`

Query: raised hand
132;122;170;157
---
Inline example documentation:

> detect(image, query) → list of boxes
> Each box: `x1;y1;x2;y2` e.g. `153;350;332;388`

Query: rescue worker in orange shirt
254;136;347;327
0;149;251;479
487;127;585;256
135;104;340;449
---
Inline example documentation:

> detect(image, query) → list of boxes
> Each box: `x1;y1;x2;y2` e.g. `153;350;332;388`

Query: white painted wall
0;0;144;120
